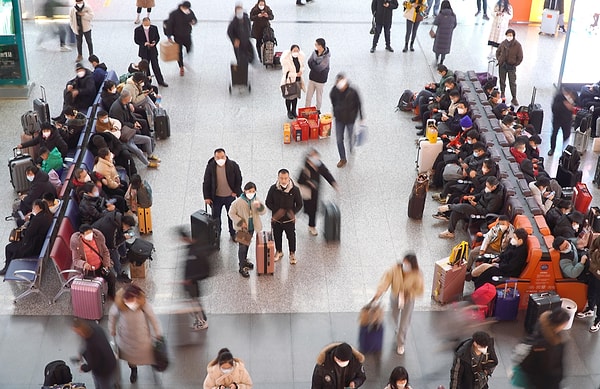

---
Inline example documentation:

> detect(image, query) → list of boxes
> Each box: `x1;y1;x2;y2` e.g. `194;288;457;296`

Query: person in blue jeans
329;73;363;168
228;182;266;277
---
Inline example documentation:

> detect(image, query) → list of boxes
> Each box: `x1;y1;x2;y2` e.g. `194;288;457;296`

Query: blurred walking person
432;1;457;65
329;73;363;168
165;1;198;76
228;4;255;67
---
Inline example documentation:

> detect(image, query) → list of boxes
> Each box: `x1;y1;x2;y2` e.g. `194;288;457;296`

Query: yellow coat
403;0;427;23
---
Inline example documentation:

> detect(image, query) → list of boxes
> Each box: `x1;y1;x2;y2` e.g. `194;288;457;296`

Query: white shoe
308;227;318;236
274;251;283;262
438;204;450;213
60;46;72;52
397;346;405;355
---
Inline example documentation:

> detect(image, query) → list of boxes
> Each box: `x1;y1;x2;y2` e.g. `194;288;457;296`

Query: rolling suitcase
229;62;251;93
540;8;560;36
8;148;34;193
358;325;383;353
137;207;153;234
256;230;275;275
572;125;590;154
593;155;600;189
71;274;107;320
524;290;561;333
476;59;498;87
494;281;520;321
573;182;592;214
324;201;341;242
154;107;171;139
555;164;582;188
20;132;39;162
190;206;220;250
408;174;428;220
431;257;466;304
527;87;544;134
262;41;275;66
33;85;51;124
416;137;443;174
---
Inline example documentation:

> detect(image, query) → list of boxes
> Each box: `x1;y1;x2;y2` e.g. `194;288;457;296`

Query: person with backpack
249;0;274;62
43;360;73;386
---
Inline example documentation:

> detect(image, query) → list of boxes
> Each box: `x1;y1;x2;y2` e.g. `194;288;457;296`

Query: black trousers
372;22;392;47
75;30;93;56
141;52;165;85
175;36;192;68
272;221;296;253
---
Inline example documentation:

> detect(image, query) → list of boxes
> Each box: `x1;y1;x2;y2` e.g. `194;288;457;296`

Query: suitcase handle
13;147;22;158
503;280;518;298
40;85;46;102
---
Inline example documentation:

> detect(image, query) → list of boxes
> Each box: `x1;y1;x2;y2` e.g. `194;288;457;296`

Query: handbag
281;72;300;99
369;15;376;34
429;27;436;38
9;226;24;242
235;228;252;246
152;336;169;372
355;123;368;147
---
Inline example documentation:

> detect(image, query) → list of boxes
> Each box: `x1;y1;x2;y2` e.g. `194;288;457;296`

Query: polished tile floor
1;0;600;387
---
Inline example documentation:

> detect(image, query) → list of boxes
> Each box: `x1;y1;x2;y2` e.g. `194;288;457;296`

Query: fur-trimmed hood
315;342;365;365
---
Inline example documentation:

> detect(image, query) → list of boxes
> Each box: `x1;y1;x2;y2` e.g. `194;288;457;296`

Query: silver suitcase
416;137;443;174
540;8;560;36
573;127;590;154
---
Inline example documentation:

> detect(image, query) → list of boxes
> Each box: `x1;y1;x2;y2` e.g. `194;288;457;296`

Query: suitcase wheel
248;84;251;93
228;85;232;94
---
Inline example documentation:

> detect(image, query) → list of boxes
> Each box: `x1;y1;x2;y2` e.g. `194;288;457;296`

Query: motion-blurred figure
37;0;71;52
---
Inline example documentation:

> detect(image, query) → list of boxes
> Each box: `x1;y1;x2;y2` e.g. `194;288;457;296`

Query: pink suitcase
71;275;107;320
256;231;275;275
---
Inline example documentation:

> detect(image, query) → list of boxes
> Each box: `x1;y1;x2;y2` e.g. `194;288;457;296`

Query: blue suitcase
494;281;520;321
359;324;383;353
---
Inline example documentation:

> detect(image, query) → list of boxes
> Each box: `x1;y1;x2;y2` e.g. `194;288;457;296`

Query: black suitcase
8;148;34;193
324;201;341;242
229;62;250;93
408;174;428;219
593;155;600;189
524;291;562;333
34;85;51;124
190;207;220;250
527;87;544;134
154;107;171;139
556;164;582;188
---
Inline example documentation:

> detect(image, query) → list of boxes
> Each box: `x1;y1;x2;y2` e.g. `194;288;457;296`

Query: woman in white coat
203;348;253;389
487;0;513;58
280;44;306;119
108;284;163;384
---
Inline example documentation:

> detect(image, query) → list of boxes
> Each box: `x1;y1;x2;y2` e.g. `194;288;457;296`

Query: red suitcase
573;182;592;214
431;257;466;304
256;231;275;275
71;275;107;320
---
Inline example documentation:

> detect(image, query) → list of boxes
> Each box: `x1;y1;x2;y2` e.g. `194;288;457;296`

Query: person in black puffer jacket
311;342;366;389
329;73;363;168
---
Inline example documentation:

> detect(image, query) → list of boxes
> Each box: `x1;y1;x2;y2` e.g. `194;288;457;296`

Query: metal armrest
13;270;36;282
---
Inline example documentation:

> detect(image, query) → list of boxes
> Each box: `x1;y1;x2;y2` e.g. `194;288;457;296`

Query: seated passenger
94;148;127;198
529;176;555;215
72;167;93;201
0;200;53;276
430;128;480;190
436;144;490;203
525;134;542;162
88;54;107;92
552;236;588;280
500;114;517;144
435;176;504;239
109;89;151;137
62;62;96;113
127;59;158;96
79;182;117;225
42;192;61;214
492;102;510;120
121;72;156;118
553;211;585;240
100;80;119;111
483;81;496;99
55;106;87;149
510;138;528;165
579;81;600;108
471;228;529;288
416;77;459;133
466;215;515;270
19;166;57;215
88;133;137;176
18;122;69;160
412;64;454;115
39;146;63;174
488;89;502;108
436;99;471;138
546;199;571;232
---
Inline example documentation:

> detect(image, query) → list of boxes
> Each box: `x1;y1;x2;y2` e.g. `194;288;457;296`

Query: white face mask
215;158;226;167
182;8;191;14
83;174;91;182
402;262;411;272
92;189;99;197
236;10;244;19
473;152;479;158
258;5;265;10
506;36;514;41
245;192;256;200
291;52;299;58
478;346;488;354
220;366;234;374
139;82;145;88
484;187;492;193
510;237;519;246
84;232;94;241
336;360;349;368
336;79;347;90
109;87;117;94
457;108;467;115
573;223;580;231
101;118;109;124
498;224;508;232
26;175;35;182
125;301;139;311
143;26;150;30
561;245;572;254
77;71;86;78
42;131;51;138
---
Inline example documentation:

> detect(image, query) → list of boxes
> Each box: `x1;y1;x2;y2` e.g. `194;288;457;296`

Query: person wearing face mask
311;342;366;389
203;148;243;241
94;147;128;198
62;62;96;113
412;64;454;116
373;254;424;355
495;28;522;106
280;44;306;119
548;87;577;156
415;78;459;132
528;176;555;215
228;4;255;68
471;228;529;288
228;182;266;277
69;0;94;62
18;122;69;161
100;80;119;111
134;18;168;87
552;236;588;280
203;348;253;389
79;181;118;228
266;169;303;264
450;331;497;389
122;72;156;117
39;146;64;174
552;210;584;241
249;0;274;63
70;224;116;299
108;284;162;384
487;0;512;59
18;165;57;216
297;149;338;236
165;1;198;76
465;215;514;272
0;200;53;276
329;73;364;168
305;38;331;112
487;89;502;108
385;366;412;389
109;89;151;138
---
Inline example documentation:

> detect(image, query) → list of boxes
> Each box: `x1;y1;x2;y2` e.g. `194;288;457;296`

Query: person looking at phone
134;17;168;87
121;72;156;118
528;176;555;215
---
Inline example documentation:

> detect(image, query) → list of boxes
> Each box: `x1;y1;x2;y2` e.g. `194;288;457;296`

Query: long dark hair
388;366;410;389
497;0;511;14
440;0;454;15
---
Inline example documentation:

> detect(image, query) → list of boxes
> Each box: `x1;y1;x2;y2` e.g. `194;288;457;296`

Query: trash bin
561;298;577;330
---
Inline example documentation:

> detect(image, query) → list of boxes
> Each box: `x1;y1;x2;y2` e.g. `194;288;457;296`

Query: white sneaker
60;46;72;52
308;227;318;236
397;345;405;355
590;322;600;333
438;204;450;213
577;309;595;319
439;230;455;239
192;319;208;330
274;251;283;262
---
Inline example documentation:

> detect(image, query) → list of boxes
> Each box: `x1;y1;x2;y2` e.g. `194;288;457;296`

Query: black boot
130;366;138;383
402;45;408;53
0;266;7;276
410;42;415;51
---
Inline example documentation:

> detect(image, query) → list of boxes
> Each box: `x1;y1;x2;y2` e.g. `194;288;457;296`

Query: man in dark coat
93;209;130;283
165;1;197;75
450;331;498;389
19;166;57;214
227;4;254;66
311;342;366;389
329;73;363;168
18;121;69;160
87;132;137;176
548;87;577;156
202;148;243;240
109;89;150;138
63;62;96;112
266;169;303;264
88;54;107;92
370;0;398;53
134;18;168;87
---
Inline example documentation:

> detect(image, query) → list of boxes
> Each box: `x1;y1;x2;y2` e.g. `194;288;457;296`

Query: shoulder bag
281;71;300;100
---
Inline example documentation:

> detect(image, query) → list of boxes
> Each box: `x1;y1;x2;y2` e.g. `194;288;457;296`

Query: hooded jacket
203;357;253;389
20;170;57;214
450;337;498;389
311;342;366;389
307;47;331;84
265;179;303;223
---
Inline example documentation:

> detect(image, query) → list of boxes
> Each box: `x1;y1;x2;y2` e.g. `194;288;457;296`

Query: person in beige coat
121;72;156;115
69;0;94;62
372;253;424;355
280;45;306;119
203;348;253;389
228;182;266;278
135;0;156;24
109;284;163;384
93;147;125;197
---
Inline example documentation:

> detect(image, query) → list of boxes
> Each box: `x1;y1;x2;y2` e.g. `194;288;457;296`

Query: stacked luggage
261;26;278;68
555;145;582;188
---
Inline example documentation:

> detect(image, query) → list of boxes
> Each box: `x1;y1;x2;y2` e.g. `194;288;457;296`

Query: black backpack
559;145;580;173
395;89;414;112
43;360;72;386
262;26;277;45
